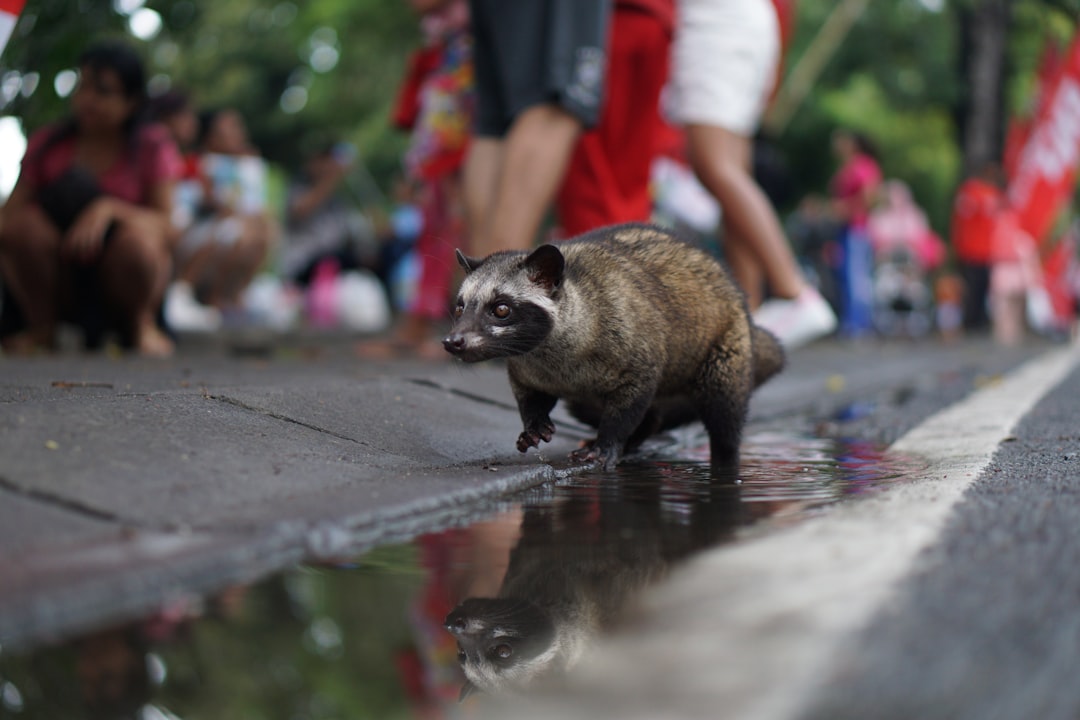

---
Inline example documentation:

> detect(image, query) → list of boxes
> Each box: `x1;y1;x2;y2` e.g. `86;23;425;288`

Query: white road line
514;342;1080;720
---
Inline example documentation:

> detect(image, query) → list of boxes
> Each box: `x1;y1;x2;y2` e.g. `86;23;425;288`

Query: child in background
934;273;964;343
988;207;1041;346
174;109;275;319
149;90;224;333
357;0;473;359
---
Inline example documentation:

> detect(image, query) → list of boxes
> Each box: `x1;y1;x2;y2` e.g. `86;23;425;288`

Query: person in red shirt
555;0;675;237
0;41;180;356
950;162;1006;331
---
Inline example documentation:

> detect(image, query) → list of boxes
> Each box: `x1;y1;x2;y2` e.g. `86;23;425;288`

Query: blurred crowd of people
1;0;1078;360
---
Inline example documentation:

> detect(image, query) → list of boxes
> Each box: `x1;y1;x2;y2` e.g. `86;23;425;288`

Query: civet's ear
456;249;485;273
458;679;480;703
523;244;565;290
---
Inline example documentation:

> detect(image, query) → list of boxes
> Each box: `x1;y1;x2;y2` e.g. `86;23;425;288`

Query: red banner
0;0;24;59
1007;32;1080;246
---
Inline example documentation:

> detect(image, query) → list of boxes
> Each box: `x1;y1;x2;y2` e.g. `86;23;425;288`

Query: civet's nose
443;334;466;354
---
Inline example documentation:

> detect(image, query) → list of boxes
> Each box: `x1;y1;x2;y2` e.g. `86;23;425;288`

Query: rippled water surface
0;432;923;719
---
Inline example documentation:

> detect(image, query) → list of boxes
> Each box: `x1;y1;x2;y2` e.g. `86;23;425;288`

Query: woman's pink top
831;152;881;229
20;123;182;206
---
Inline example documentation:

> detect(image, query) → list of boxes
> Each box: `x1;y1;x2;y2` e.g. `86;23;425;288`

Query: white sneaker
753;286;837;350
165;282;222;333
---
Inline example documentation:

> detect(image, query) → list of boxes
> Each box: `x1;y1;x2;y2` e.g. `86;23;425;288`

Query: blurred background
0;0;1074;228
0;0;1078;344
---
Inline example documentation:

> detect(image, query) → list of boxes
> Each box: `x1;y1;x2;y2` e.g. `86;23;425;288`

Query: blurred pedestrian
868;180;944;272
830;128;882;337
0;40;179;356
988;206;1042;346
281;141;364;287
148;89;223;332
464;0;610;257
173;108;274;318
358;0;473;359
671;0;837;350
555;0;675;237
950;162;1005;332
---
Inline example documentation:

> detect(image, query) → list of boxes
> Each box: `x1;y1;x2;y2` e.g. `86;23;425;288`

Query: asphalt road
502;341;1080;720
1;333;1076;720
803;353;1080;720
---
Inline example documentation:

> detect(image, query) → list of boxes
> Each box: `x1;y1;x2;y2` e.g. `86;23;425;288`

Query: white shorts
177;216;243;259
671;0;780;135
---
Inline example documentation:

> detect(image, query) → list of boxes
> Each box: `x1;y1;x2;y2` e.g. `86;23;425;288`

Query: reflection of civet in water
445;482;743;699
443;224;786;471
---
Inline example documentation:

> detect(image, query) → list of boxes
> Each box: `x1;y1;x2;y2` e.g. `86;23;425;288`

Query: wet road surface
0;430;920;718
0;336;1073;720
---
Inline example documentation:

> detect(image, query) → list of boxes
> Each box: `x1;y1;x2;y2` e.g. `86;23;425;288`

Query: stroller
867;180;944;338
871;246;933;337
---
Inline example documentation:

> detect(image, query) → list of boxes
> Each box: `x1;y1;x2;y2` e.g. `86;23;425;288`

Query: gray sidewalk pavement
0;333;1055;653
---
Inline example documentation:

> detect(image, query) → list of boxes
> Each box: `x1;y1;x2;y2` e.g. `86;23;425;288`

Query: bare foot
135;324;174;358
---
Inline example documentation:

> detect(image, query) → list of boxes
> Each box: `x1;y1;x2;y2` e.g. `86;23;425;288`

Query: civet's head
445;597;559;700
443;245;565;363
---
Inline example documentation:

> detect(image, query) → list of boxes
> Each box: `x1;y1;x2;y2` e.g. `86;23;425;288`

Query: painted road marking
515;341;1080;720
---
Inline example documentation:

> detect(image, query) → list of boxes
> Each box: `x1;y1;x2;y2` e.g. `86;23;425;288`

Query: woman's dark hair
196;108;223;149
80;40;148;110
851;131;879;162
32;40;150;160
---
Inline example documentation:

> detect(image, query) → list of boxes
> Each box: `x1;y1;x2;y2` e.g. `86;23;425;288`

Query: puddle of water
0;432;922;719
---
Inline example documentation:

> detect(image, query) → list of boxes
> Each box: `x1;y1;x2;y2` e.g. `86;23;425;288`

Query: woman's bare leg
213;215;270;307
99;222;173;356
0;205;62;351
685;123;804;309
462;137;503;258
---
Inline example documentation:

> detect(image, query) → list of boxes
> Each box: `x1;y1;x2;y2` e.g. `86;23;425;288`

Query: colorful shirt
396;19;475;181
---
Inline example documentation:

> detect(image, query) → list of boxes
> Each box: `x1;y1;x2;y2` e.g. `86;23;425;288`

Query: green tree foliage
0;0;1075;228
778;0;1077;231
144;0;419;179
2;0;420;192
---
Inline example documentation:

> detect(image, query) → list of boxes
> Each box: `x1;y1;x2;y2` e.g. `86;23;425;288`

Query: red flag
1007;31;1080;246
0;0;24;59
1004;39;1063;179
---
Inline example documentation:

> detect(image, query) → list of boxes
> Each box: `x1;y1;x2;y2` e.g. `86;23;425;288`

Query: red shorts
556;8;671;237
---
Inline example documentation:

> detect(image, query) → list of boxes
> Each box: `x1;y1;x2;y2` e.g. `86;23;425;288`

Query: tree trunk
957;0;1013;178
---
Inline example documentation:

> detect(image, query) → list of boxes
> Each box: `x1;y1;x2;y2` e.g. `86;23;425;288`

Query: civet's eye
453;301;464;319
492;303;511;319
491;643;513;659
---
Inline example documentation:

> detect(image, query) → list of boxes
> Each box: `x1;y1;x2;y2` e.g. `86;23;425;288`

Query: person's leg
724;226;766;309
213;215;270;307
469;0;607;254
684;123;803;306
482;104;583;254
462;137;504;258
176;242;218;288
98;222;173;356
0;204;62;351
